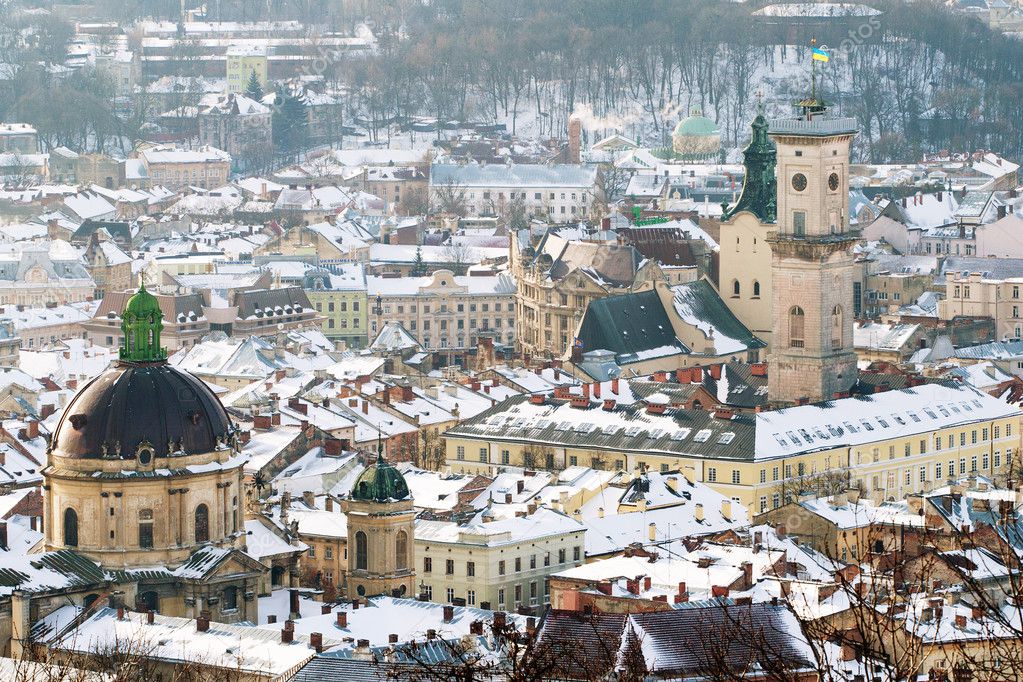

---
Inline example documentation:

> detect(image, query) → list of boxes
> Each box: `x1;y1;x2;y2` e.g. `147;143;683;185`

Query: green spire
721;101;777;224
119;277;167;363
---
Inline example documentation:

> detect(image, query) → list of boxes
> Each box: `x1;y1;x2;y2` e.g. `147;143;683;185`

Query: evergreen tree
410;246;427;276
272;86;308;153
244;70;263;102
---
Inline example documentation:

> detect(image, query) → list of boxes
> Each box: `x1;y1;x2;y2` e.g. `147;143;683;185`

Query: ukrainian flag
812;46;830;62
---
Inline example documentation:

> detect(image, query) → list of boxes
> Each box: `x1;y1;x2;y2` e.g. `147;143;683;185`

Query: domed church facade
43;281;265;622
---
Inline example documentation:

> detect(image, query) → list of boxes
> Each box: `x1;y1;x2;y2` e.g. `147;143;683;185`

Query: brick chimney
443;605;454;622
196;615;210;632
281;628;294;643
336;611;348;628
310;632;323;653
324;438;343;456
568;115;582;164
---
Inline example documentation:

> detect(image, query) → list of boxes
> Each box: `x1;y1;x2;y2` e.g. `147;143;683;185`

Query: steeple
119;276;167;363
722;99;777;223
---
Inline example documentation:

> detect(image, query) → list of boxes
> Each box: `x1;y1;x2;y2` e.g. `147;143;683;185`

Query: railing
768;117;858;136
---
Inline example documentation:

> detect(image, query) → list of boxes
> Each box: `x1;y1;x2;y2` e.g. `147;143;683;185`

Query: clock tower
766;96;859;405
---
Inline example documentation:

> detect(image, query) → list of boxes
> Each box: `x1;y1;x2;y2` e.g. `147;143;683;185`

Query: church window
63;508;79;547
731;280;740;298
752;280;761;298
138;509;154;549
793;211;806;236
355;531;368;570
223;586;238;611
194;504;210;543
396;530;408;571
789;307;805;348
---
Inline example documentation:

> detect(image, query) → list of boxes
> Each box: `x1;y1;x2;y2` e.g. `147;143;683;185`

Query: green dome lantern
350;452;410;503
120;277;167;363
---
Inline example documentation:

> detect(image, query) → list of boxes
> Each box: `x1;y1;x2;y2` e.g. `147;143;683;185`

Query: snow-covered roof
55;608;332;676
754;382;1017;461
431;163;598;189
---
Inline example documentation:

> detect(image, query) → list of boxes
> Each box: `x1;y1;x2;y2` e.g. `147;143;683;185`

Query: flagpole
810;37;817;105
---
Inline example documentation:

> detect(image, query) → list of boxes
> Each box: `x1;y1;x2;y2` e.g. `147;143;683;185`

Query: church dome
672;111;719;138
672;109;721;160
51;362;233;461
350;454;410;502
51;280;233;461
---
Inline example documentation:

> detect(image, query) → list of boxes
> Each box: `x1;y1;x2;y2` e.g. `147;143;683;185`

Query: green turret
350;451;410;503
721;103;777;224
119;278;167;363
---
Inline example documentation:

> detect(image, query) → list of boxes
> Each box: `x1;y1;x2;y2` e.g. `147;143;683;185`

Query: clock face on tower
791;173;807;192
828;172;840;191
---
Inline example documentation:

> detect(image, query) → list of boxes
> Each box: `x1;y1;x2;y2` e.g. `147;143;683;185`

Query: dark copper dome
51;362;233;460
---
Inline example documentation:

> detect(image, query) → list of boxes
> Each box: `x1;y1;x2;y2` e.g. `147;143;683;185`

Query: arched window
355;531;368;571
831;305;843;349
752;280;761;298
271;566;286;587
395;530;408;571
731;280;741;297
138;509;154;549
63;508;78;547
789;307;805;348
194;504;210;543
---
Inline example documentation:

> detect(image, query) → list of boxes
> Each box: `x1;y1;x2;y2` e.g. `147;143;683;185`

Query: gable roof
576;289;687;364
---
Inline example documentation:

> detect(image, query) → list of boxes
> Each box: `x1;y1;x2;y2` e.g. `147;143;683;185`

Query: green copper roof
119;279;167;363
673;112;719;137
722;107;777;224
350;453;410;502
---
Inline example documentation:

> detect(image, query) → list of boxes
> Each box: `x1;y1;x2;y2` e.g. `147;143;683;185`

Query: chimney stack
568;115;582;165
336;611;348;628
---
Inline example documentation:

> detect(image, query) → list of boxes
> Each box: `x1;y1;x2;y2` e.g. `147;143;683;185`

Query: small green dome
351;454;410;502
120;279;167;363
673;110;720;137
124;282;162;319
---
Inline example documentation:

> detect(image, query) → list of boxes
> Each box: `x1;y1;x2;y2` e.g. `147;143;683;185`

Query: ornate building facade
512;231;663;359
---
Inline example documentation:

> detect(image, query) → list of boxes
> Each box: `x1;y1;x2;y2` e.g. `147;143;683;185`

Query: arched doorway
137;590;159;612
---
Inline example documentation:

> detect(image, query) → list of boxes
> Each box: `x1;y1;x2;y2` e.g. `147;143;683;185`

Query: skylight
717;432;735;444
693;429;712;443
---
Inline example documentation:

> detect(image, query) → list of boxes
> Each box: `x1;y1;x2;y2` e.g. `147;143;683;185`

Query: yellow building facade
444;383;1021;514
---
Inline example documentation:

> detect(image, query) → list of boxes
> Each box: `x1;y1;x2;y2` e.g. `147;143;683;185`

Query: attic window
693;429;712;443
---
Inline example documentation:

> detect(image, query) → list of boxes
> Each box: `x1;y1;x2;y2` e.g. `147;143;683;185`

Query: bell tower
342;451;416;600
766;94;859;405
